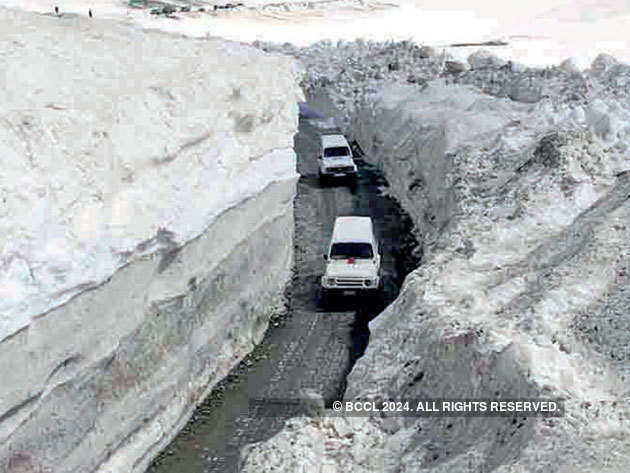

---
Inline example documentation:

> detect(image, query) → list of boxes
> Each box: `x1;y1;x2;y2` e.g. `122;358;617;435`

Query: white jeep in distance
322;216;381;298
318;134;358;182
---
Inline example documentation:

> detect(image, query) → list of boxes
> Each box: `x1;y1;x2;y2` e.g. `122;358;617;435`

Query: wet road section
147;103;420;473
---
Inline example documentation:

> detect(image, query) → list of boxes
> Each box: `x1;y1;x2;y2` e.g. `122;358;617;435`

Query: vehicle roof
331;216;374;243
321;134;350;149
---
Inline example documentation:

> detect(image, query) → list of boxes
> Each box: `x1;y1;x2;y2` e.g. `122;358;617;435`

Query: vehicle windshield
329;242;373;259
324;146;350;158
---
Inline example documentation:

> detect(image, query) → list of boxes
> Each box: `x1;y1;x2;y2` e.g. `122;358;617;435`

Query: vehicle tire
348;174;358;191
321;287;332;309
362;287;380;310
319;171;327;187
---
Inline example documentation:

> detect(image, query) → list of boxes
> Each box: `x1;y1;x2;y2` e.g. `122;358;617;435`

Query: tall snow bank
346;78;630;473
241;51;630;472
0;7;301;341
354;81;535;245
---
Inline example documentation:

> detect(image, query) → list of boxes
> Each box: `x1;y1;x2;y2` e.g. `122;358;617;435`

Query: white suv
322;216;381;298
318;134;358;182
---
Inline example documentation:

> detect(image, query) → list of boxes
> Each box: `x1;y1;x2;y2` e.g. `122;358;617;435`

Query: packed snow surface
0;7;300;341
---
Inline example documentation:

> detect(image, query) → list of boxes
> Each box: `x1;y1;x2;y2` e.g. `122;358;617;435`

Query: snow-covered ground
2;0;630;68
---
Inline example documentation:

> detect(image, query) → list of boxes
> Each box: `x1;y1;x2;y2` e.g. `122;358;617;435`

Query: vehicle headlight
327;278;336;285
364;279;372;287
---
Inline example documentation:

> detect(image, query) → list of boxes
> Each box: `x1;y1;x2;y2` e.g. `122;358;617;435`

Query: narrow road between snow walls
146;98;421;473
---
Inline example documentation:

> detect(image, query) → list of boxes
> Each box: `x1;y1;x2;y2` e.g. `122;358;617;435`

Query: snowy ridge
247;0;387;11
0;7;301;341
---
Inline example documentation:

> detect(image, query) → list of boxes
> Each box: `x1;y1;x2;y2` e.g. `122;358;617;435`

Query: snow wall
242;51;630;472
0;7;301;473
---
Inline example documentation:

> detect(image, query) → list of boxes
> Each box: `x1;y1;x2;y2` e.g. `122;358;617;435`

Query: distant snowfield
2;0;630;67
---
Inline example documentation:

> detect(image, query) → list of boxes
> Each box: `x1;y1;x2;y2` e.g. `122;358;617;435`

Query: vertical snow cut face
0;7;301;341
0;7;301;473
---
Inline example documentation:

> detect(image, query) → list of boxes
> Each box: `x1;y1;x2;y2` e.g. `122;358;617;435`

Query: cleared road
147;101;419;473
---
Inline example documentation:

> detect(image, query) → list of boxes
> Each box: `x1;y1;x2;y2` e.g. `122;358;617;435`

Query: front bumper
320;167;357;177
321;275;380;290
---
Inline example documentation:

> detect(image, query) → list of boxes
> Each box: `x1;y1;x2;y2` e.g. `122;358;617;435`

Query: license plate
343;290;356;296
334;173;346;177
